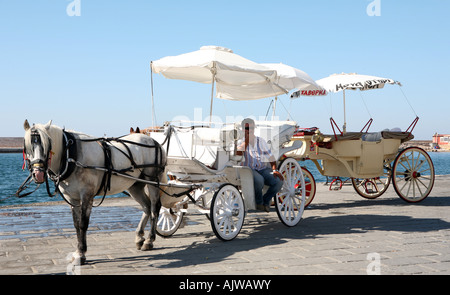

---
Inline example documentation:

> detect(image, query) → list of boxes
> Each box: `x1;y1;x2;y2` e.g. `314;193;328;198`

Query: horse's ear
130;127;135;133
136;127;141;133
44;120;52;130
24;119;30;131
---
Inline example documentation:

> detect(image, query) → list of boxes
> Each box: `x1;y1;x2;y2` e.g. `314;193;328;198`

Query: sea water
1;152;449;207
0;153;127;207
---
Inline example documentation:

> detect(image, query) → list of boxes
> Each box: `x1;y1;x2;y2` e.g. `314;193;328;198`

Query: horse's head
23;120;53;184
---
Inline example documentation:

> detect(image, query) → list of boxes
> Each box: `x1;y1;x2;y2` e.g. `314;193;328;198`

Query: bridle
24;127;52;180
9;127;53;200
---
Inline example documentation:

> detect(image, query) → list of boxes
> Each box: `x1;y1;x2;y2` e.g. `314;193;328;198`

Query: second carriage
285;117;435;206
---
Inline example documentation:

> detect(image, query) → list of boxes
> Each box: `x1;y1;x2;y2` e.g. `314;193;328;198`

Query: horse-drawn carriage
149;120;305;241
285;117;435;206
285;73;435;206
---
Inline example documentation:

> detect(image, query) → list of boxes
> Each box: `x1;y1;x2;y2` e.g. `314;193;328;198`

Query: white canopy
151;46;288;100
317;73;402;93
290;73;402;133
262;63;321;92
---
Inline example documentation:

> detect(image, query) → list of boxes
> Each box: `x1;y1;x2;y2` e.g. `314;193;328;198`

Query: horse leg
142;185;162;251
128;183;154;250
70;197;93;265
135;212;149;250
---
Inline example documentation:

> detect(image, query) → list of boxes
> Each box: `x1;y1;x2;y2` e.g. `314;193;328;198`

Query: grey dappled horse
23;120;166;265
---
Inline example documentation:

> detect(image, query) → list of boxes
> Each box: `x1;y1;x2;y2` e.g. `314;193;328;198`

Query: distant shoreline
0;137;22;153
0;148;22;153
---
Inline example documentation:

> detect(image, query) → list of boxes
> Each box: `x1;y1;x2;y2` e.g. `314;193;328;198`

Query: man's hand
273;170;284;181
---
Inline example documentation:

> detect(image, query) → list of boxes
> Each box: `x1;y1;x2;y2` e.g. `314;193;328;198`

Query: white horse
23;120;166;265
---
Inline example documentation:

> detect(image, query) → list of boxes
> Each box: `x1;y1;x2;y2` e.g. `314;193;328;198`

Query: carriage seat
319;128;413;143
362;128;414;143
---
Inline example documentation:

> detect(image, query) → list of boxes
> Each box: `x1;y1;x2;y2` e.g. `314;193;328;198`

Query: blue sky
1;0;449;139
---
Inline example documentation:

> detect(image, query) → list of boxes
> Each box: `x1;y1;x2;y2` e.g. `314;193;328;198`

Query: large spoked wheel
392;147;435;203
352;162;392;199
210;184;245;241
156;207;184;237
302;167;316;207
275;158;306;227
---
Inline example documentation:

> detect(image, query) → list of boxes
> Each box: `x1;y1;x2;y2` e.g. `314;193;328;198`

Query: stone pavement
1;175;449;275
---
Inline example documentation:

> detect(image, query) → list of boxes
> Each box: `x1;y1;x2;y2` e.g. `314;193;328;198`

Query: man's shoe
256;204;265;212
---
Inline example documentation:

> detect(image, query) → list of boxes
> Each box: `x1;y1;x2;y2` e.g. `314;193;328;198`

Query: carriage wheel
210;184;245;241
392;147;435;203
275;158;306;227
156;207;184;237
352;163;392;199
301;167;316;207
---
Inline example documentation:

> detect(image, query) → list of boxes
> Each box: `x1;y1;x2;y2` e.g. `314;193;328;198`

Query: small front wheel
156;207;184;237
352;162;392;199
210;184;245;241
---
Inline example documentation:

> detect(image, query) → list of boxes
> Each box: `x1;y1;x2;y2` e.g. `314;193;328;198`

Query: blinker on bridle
25;127;51;172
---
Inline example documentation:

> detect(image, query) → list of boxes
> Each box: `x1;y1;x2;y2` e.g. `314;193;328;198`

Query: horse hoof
136;241;144;250
72;256;86;266
140;243;154;251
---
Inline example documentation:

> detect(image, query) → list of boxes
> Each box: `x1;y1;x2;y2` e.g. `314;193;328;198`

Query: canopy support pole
343;89;347;134
209;63;217;126
209;76;215;126
272;96;278;120
150;61;157;127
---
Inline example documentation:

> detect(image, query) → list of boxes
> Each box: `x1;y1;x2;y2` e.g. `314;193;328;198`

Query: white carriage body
149;120;299;211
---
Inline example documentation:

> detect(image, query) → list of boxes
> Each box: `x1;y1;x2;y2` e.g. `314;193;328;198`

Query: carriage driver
237;118;284;212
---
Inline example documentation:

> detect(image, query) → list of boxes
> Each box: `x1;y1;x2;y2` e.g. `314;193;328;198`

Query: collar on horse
50;130;77;182
45;130;80;205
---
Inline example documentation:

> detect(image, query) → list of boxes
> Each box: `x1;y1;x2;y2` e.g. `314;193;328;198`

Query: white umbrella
151;46;288;121
292;73;401;133
258;63;322;119
262;63;321;91
317;73;401;93
319;73;401;133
